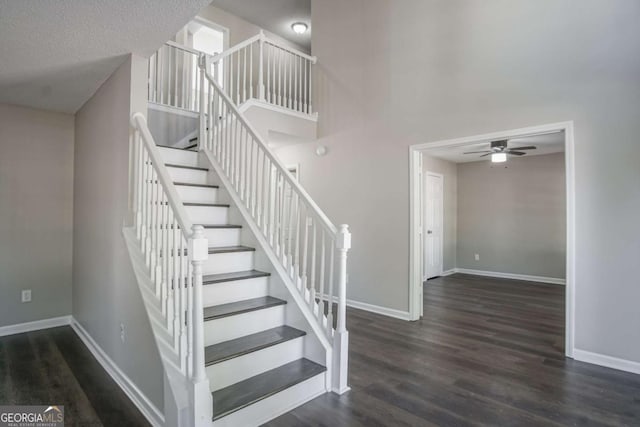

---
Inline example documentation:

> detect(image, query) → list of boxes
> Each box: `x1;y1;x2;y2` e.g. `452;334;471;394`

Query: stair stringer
201;149;334;392
122;226;197;427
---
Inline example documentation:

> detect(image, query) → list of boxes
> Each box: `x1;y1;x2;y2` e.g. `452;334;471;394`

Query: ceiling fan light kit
491;152;507;163
463;139;537;162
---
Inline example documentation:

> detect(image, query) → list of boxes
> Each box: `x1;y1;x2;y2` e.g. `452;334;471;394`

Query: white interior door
424;172;444;279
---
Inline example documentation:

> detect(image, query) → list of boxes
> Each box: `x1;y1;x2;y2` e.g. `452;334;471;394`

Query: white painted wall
0;104;74;327
276;0;640;364
73;55;164;411
197;4;309;53
422;155;457;272
457;153;566;278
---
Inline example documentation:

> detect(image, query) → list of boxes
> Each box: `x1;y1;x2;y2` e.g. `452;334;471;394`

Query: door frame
408;121;576;358
423;171;445;281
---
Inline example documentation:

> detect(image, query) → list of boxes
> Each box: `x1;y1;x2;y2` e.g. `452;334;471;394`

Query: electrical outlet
474;254;480;261
21;289;32;303
120;323;126;343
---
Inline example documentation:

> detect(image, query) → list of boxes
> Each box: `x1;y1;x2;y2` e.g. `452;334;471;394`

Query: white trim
322;295;412;321
573;349;640;376
0;315;71;337
441;269;456;277
454;268;565;285
239;99;318;122
346;299;412;321
148;102;199;118
409;121;576;359
424;170;444;279
70;318;165;427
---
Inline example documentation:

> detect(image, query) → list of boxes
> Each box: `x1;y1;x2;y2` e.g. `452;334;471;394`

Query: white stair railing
209;31;316;115
148;42;203;112
130;113;212;423
149;32;316;117
198;58;351;393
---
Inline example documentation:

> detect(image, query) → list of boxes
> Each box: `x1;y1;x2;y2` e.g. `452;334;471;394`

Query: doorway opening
409;122;575;358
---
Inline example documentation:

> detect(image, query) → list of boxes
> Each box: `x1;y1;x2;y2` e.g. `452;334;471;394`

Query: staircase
125;32;350;427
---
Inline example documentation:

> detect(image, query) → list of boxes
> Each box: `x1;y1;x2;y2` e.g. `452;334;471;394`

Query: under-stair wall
73;55;166;423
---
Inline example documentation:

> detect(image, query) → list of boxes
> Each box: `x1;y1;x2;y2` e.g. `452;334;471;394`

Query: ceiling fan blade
463;150;491;154
511;146;537;150
480;153;492;157
507;151;526;155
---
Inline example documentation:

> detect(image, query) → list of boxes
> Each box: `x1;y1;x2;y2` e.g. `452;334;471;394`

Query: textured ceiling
0;0;211;113
427;132;565;164
210;0;311;50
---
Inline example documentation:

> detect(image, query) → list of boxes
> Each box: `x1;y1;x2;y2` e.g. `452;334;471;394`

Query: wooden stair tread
156;144;197;151
211;358;326;420
174;182;219;189
165;163;208;171
203;296;285;321
183;202;230;207
202;224;242;229
204;326;306;366
208;246;255;254
202;270;270;285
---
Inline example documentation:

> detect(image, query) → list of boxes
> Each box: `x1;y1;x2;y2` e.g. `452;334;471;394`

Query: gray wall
457;153;566;278
0;104;74;327
275;0;640;363
73;55;164;410
198;4;309;53
422;155;457;272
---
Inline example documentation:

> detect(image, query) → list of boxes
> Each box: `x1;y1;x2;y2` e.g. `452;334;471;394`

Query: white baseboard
453;268;566;285
441;269;456;277
573;349;640;376
0;315;71;337
70;318;164;427
345;299;412;321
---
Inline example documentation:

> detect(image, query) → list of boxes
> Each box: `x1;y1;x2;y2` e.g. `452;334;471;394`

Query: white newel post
333;224;351;394
189;225;212;425
258;30;265;100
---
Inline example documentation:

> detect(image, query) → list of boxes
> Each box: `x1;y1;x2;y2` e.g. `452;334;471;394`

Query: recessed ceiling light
291;22;308;34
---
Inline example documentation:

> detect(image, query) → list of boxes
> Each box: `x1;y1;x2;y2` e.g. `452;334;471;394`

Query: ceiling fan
464;139;536;163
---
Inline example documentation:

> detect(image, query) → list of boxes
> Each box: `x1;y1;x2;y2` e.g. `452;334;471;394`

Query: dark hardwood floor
0;326;150;426
266;274;640;426
2;275;639;426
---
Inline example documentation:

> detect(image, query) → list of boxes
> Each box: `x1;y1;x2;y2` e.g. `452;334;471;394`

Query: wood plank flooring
0;326;149;426
266;274;640;426
1;275;638;426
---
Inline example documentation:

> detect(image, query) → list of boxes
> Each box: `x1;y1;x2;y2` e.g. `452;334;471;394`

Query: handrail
165;40;202;56
131;113;194;236
202;65;336;236
129;112;212;422
209;33;261;63
263;36;316;63
199;56;351;393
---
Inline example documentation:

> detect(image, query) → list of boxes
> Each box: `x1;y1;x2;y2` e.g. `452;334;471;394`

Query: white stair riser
167;167;209;185
158;147;199;167
207;337;304;392
203;277;269;307
211;373;326;427
203;251;254;275
203;228;242;247
204;305;285;346
175;185;218;204
185;205;228;224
